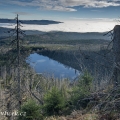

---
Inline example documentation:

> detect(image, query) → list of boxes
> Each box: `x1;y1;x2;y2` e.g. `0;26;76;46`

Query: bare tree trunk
16;14;21;109
113;25;120;86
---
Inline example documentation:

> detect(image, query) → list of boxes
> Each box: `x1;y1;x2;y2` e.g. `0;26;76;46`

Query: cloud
43;5;77;12
1;0;120;11
71;17;115;21
1;18;117;32
13;12;31;15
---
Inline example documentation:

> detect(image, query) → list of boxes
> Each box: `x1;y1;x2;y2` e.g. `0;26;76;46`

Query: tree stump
113;25;120;86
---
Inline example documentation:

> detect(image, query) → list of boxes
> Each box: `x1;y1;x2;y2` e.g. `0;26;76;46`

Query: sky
0;0;120;32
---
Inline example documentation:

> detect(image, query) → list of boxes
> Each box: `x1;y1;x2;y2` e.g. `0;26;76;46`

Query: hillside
0;27;110;40
0;18;62;25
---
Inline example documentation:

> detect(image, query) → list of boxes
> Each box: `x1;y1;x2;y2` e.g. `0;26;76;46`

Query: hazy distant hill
0;27;110;41
42;31;110;40
0;19;62;25
0;27;44;37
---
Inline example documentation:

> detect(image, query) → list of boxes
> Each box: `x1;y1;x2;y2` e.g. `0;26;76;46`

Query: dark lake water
27;53;80;80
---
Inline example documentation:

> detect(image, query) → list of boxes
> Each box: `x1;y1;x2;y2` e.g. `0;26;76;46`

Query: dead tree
8;14;26;109
113;25;120;86
16;14;21;109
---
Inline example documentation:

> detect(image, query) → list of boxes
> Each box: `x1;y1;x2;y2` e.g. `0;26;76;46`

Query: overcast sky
0;0;120;20
0;0;120;32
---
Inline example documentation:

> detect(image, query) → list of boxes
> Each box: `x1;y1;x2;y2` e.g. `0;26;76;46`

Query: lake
27;53;80;80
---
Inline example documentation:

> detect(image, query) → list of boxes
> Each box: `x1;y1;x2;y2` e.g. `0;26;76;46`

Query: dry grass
45;111;99;120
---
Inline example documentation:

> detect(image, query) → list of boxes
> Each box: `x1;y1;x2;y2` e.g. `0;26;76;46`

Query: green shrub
17;99;43;120
43;86;65;116
70;70;93;109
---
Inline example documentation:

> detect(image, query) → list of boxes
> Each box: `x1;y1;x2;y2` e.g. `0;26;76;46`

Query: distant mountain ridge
44;31;110;40
0;27;110;40
0;19;62;25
